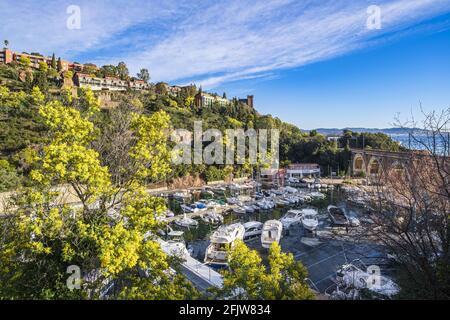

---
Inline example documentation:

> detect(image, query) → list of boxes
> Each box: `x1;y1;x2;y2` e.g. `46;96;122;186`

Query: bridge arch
368;157;381;175
352;153;366;173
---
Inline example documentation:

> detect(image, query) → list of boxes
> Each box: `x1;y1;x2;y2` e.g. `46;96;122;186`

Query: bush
0;159;21;192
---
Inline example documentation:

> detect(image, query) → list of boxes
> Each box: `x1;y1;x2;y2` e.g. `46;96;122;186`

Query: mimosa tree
0;87;198;299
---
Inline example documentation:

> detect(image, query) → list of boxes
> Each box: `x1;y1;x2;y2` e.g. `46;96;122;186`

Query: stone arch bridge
351;148;413;177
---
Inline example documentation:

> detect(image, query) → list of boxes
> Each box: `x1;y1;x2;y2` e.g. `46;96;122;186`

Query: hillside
0;61;404;192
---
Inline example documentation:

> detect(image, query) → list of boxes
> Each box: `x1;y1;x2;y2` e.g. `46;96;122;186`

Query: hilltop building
195;90;230;108
194;88;255;109
239;95;254;109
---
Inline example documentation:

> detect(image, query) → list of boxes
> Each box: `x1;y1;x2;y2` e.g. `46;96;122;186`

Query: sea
389;134;449;154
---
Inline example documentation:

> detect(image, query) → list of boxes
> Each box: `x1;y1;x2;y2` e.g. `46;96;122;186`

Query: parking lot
248;213;393;293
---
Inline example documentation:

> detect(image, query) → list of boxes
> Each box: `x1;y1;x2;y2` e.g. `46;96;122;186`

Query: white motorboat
261;220;283;249
243;221;264;242
201;211;224;225
233;206;246;214
226;197;239;205
172;191;191;201
274;198;290;207
280;210;303;229
270;189;285;195
309;192;326;200
335;262;400;298
327;205;349;226
174;214;199;228
242;205;255;214
301;209;319;231
180;204;196;213
299;195;312;203
348;216;361;227
284;186;298;193
284;195;300;204
257;198;274;210
204;223;245;266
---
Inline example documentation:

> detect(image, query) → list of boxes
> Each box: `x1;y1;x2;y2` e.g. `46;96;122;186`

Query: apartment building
0;49;13;64
0;49;76;72
73;73;128;91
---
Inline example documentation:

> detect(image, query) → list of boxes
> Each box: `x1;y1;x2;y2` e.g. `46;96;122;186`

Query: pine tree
51;53;57;69
57;57;63;72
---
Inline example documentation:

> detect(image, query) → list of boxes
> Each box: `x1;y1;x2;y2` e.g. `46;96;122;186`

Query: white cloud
2;0;450;88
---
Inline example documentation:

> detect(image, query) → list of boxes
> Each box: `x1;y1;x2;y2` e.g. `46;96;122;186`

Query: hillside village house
73;73;152;91
73;73;128;91
128;79;151;90
0;49;80;72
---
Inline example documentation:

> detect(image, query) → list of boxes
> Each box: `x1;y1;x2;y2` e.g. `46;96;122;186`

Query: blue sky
1;0;450;129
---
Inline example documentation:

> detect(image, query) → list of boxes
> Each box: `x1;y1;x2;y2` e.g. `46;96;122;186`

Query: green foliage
0;88;198;300
51;53;57;69
57;58;63;72
116;61;129;80
339;130;405;152
136;68;150;83
216;241;314;300
0;159;21;192
19;56;31;67
38;61;48;73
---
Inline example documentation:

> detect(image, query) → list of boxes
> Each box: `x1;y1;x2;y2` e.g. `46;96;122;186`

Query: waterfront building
286;163;321;179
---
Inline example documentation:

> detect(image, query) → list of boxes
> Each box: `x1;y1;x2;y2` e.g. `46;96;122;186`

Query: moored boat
280;210;303;229
243;221;263;242
201;211;224;225
301;209;319;231
261;220;283;249
174;213;199;228
204;223;245;266
327;205;349;226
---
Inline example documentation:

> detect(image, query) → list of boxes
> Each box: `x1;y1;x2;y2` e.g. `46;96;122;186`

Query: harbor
157;180;400;298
